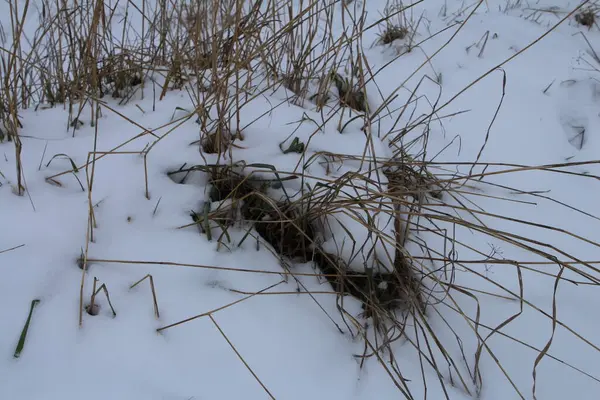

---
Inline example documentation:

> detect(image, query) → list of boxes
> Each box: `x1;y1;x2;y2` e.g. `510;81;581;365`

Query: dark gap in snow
197;165;426;319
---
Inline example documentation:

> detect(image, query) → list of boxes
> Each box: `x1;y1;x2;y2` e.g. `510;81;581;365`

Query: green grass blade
14;299;40;359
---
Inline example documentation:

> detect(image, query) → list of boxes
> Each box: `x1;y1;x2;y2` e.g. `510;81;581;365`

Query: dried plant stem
157;281;283;332
130;274;160;318
210;314;276;399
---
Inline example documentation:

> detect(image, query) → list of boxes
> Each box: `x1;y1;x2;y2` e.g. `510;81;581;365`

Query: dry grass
575;6;599;28
2;0;600;398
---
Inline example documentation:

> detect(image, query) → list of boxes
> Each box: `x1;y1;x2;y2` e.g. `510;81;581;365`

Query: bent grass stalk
14;299;40;359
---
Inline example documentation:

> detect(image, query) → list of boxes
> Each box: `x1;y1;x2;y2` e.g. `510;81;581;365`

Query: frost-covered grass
2;0;600;399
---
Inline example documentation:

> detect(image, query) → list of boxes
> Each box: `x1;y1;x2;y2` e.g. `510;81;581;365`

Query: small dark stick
14;299;41;358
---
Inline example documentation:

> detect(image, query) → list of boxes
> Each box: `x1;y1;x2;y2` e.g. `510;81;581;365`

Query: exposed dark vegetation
575;7;598;28
198;165;426;319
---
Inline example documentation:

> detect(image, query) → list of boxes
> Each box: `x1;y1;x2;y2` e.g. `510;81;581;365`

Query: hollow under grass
198;164;428;321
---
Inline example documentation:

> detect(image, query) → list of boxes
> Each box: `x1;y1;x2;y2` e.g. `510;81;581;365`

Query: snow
2;0;600;399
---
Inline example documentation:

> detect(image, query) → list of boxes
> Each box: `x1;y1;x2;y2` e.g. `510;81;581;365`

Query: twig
130;274;160;318
210;314;276;399
0;244;25;254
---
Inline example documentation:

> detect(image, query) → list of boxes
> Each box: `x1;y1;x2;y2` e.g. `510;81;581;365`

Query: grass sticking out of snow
2;0;600;399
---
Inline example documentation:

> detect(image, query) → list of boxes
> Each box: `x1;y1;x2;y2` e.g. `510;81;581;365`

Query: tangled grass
2;0;600;398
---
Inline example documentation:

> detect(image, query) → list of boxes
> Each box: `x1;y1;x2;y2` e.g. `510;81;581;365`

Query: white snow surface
1;0;600;399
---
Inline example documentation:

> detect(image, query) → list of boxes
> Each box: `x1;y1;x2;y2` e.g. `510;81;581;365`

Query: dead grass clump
375;0;415;50
100;53;144;99
331;72;369;113
575;8;598;28
378;24;410;45
203;166;425;319
246;193;425;318
385;162;444;201
314;250;425;318
208;165;255;202
243;194;317;261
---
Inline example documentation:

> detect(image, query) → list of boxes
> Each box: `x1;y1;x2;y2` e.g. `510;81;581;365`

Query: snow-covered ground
1;0;600;399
